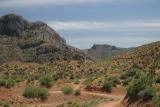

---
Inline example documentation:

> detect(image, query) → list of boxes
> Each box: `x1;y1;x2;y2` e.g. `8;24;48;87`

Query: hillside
0;14;89;64
103;41;160;74
84;44;131;60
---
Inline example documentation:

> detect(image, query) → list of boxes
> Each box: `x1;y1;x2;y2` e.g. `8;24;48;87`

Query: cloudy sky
0;0;160;49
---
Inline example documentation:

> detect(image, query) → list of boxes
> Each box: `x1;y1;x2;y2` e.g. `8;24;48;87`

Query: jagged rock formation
84;44;131;60
0;14;89;64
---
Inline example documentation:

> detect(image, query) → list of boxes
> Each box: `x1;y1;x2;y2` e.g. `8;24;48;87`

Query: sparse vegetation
56;98;110;107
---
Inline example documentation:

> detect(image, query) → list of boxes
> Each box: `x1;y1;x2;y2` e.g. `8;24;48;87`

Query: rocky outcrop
0;14;89;64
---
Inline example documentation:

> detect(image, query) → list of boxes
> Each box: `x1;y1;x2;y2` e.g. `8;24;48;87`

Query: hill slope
0;14;89;64
104;41;160;73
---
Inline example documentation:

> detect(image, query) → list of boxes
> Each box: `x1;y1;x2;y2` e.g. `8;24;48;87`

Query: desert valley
0;14;160;107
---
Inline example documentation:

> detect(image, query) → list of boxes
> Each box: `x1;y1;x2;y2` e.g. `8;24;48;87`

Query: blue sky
0;0;160;49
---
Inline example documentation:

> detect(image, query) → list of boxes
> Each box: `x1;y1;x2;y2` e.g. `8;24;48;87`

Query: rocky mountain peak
0;14;89;64
0;13;29;36
91;44;117;50
0;14;66;45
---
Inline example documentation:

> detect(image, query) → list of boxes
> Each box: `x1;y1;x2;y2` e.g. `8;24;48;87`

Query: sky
0;0;160;49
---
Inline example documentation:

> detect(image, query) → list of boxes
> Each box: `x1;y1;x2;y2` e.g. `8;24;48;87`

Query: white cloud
47;20;160;49
0;0;133;7
47;20;160;32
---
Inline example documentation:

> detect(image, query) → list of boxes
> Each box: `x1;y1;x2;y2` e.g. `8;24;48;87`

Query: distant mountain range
84;44;131;60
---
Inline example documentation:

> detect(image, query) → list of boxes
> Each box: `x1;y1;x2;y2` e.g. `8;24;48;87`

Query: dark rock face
0;14;88;64
0;14;28;36
0;14;66;47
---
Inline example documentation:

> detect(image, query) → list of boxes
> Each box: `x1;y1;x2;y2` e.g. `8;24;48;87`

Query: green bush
73;79;80;84
138;87;156;101
121;68;139;79
122;79;132;86
74;89;81;96
153;92;160;107
0;78;15;88
39;75;54;88
102;80;112;93
108;76;120;87
2;101;9;107
127;72;154;100
155;76;160;84
127;79;145;98
23;86;48;100
0;78;6;86
62;86;74;95
5;79;15;88
83;77;96;88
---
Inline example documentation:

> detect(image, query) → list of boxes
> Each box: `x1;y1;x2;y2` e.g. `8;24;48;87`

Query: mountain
0;14;89;64
84;44;131;60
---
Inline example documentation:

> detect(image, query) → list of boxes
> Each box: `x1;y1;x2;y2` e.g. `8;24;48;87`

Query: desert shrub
62;86;74;95
138;87;156;101
14;77;24;83
74;89;81;96
102;80;112;93
23;86;48;100
39;75;54;88
127;78;146;98
0;78;6;86
121;68;140;79
108;76;120;87
5;79;15;88
127;72;154;100
122;78;132;86
37;87;48;100
57;101;80;107
153;92;160;107
2;101;9;107
0;78;15;88
73;79;80;84
83;77;96;88
155;76;160;84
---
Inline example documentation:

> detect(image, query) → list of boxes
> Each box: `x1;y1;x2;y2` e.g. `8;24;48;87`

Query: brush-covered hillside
102;41;160;74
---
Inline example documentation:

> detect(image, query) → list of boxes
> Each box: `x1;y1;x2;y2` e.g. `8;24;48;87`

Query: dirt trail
96;94;124;107
50;91;124;107
28;91;124;107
